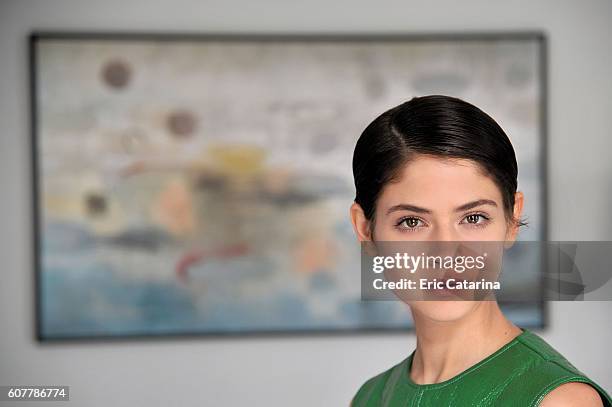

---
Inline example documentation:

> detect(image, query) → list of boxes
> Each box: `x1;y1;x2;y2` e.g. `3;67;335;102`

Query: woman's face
350;154;524;322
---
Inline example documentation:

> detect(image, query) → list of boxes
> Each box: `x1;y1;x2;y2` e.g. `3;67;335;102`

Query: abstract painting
31;33;547;340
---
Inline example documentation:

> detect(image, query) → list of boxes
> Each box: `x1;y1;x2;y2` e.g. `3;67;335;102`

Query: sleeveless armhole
518;343;612;407
530;373;612;407
515;332;612;407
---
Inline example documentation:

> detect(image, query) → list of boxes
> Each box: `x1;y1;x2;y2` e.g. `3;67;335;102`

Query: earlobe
349;202;372;242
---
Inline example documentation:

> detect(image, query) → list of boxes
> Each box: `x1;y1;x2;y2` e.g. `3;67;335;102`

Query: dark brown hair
352;95;526;228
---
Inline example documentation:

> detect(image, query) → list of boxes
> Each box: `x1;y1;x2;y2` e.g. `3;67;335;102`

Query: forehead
378;155;503;209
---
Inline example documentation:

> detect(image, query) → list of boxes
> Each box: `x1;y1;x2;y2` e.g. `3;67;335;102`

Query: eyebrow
455;199;498;212
385;199;498;215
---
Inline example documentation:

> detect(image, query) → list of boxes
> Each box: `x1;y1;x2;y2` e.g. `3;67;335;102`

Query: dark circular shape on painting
85;192;108;217
101;60;131;89
167;110;197;138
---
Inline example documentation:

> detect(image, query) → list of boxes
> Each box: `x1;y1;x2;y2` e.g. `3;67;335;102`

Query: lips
424;279;455;298
440;277;479;300
442;277;469;287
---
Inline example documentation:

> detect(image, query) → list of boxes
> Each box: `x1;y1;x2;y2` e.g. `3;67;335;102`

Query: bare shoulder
539;382;604;407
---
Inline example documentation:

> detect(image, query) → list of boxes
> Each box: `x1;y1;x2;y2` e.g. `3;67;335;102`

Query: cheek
464;215;510;241
372;212;414;240
491;219;512;240
473;223;507;240
372;221;402;240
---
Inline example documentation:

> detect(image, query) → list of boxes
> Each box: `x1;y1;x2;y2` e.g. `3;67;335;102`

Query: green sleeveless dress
352;328;611;407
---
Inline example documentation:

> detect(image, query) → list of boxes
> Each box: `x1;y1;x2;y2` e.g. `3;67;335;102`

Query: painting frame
29;31;548;342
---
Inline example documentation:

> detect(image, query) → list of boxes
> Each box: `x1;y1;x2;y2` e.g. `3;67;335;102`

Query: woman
349;95;611;406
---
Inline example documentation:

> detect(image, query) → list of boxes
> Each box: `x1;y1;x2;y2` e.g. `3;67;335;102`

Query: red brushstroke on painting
176;242;250;279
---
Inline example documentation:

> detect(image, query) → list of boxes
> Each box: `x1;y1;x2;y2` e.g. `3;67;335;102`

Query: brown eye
466;214;480;224
463;213;489;225
401;217;421;228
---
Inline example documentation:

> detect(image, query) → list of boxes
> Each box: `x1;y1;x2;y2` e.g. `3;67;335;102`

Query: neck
409;301;522;384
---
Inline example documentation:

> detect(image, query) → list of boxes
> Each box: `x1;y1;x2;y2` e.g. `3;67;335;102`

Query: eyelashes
395;216;427;232
394;212;491;232
460;213;491;227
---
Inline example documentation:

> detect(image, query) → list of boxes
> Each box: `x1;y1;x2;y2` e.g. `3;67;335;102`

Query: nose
426;224;461;269
430;222;460;242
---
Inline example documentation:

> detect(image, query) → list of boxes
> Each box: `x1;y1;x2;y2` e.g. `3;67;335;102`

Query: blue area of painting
39;219;369;338
43;221;97;251
41;263;370;337
308;271;336;291
41;264;199;337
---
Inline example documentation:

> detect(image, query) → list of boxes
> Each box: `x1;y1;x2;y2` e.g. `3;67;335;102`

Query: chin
408;300;481;323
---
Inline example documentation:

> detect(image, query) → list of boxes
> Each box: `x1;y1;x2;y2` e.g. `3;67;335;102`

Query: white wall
0;0;610;405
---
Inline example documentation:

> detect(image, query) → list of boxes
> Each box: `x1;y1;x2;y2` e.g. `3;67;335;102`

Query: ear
350;201;373;242
505;191;524;244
